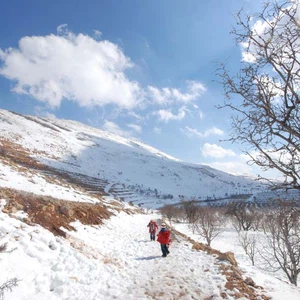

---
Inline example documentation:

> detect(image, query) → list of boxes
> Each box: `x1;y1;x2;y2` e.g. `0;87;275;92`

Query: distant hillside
0;109;268;208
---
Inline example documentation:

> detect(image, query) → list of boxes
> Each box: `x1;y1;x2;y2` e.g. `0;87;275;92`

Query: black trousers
161;244;169;256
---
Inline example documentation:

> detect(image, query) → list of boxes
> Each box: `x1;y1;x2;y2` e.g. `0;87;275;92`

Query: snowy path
1;211;230;300
62;213;229;300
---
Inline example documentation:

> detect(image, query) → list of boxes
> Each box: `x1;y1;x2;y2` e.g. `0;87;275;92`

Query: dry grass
0;137;269;299
0;138;108;197
1;187;114;237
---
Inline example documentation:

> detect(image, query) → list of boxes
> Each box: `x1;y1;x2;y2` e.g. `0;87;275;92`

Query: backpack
150;222;155;231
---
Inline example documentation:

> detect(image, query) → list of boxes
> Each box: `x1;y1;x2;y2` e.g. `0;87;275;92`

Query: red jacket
147;221;158;233
157;229;171;244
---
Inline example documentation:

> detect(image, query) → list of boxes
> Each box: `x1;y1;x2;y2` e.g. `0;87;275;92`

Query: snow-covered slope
0;109;266;208
4;206;299;300
1;109;300;299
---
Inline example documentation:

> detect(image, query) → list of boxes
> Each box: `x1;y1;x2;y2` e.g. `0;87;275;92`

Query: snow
1;108;300;299
0;163;98;203
1;206;300;299
172;222;300;300
0;109;267;208
0;208;225;300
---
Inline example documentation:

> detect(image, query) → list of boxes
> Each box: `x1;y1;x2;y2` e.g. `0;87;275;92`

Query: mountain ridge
0;108;267;208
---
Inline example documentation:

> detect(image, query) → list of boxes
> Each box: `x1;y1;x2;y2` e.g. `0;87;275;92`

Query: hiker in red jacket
157;223;172;257
147;220;158;241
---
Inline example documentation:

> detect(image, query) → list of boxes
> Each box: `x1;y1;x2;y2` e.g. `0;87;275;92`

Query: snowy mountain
1;109;300;300
0;110;265;207
0;109;267;208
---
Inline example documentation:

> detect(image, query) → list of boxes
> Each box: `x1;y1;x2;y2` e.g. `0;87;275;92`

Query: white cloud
154;107;186;122
183;126;224;138
127;123;142;133
0;27;208;115
147;86;171;105
201;143;236;158
102;120;132;137
240;17;273;63
144;40;151;50
34;106;57;119
103;120;142;137
57;24;68;35
207;152;285;179
147;80;206;105
0;48;4;60
200;146;289;178
0;28;142;109
203;127;224;136
127;111;144;121
241;47;256;63
207;161;252;175
240;4;299;64
198;110;204;119
154;127;161;134
93;30;102;38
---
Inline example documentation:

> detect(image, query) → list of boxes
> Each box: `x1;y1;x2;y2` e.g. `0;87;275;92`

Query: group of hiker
147;219;172;257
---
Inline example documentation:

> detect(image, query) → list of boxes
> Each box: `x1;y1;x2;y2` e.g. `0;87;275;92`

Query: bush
0;278;19;300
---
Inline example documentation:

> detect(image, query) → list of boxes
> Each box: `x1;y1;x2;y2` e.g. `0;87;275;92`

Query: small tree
250;209;264;231
180;200;198;224
172;206;185;223
226;203;255;231
238;231;257;266
260;200;300;285
160;204;177;225
194;207;223;247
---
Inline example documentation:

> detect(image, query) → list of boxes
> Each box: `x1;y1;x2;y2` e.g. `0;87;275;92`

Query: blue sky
0;0;277;178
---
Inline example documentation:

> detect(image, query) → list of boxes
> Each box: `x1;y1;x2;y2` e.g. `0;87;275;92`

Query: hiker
157;222;172;257
147;219;158;241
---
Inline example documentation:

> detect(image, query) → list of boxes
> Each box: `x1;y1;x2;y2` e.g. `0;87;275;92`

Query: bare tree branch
216;0;300;189
260;200;300;285
0;278;20;300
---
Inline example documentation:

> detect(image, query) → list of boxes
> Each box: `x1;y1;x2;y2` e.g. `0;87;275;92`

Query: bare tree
160;204;178;225
238;231;257;266
172;206;186;223
180;200;198;225
226;203;255;231
194;207;223;247
260;200;300;285
251;209;264;231
217;0;300;188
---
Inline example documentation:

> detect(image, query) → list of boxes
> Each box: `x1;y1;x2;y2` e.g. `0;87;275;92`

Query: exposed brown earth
0;137;109;196
1;187;270;299
0;137;271;299
0;187;116;237
0;137;48;170
0;138;140;238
